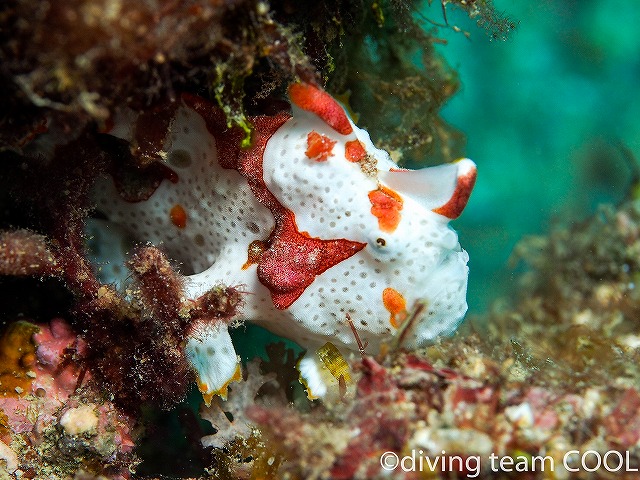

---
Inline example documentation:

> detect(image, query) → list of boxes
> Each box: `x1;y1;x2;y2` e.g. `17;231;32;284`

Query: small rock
0;440;19;472
60;405;99;436
504;403;534;428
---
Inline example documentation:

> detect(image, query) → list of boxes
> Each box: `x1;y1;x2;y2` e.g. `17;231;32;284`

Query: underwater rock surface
194;199;640;479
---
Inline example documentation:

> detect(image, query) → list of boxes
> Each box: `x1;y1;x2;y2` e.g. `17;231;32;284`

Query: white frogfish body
92;83;476;400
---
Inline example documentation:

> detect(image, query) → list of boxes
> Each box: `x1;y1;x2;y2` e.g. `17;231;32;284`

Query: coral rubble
191;199;640;479
0;318;136;479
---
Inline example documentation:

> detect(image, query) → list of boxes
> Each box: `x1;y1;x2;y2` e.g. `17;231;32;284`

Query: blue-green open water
435;0;640;313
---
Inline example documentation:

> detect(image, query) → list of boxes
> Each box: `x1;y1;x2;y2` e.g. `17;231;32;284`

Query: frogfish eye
367;231;392;253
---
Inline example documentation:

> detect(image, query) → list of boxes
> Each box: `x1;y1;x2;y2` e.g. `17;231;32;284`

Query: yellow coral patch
0;321;39;398
316;342;352;385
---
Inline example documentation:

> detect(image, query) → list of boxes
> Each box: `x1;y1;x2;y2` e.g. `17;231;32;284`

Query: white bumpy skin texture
92;83;477;400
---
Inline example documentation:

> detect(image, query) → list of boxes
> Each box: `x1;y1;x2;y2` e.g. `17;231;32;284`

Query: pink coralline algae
237;349;640;479
32;318;89;402
0;318;137;479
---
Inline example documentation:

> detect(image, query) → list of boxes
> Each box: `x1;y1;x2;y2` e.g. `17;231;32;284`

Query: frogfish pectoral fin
184;320;242;406
298;342;354;401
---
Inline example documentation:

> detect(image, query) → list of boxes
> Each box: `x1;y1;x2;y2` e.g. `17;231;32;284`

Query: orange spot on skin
433;165;477;219
368;186;403;233
289;83;353;135
383;288;407;328
242;240;267;270
170;204;187;228
345;140;366;162
306;131;336;161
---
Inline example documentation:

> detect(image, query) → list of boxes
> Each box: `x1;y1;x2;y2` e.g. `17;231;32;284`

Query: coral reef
0;0;519;477
0;318;137;479
492;200;640;388
246;349;640;479
186;198;640;479
2;0;638;474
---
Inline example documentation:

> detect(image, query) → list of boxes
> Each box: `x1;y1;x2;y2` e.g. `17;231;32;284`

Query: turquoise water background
433;0;640;313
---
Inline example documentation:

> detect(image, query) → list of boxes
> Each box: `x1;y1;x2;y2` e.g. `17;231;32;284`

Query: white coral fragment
200;359;277;448
60;405;99;436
